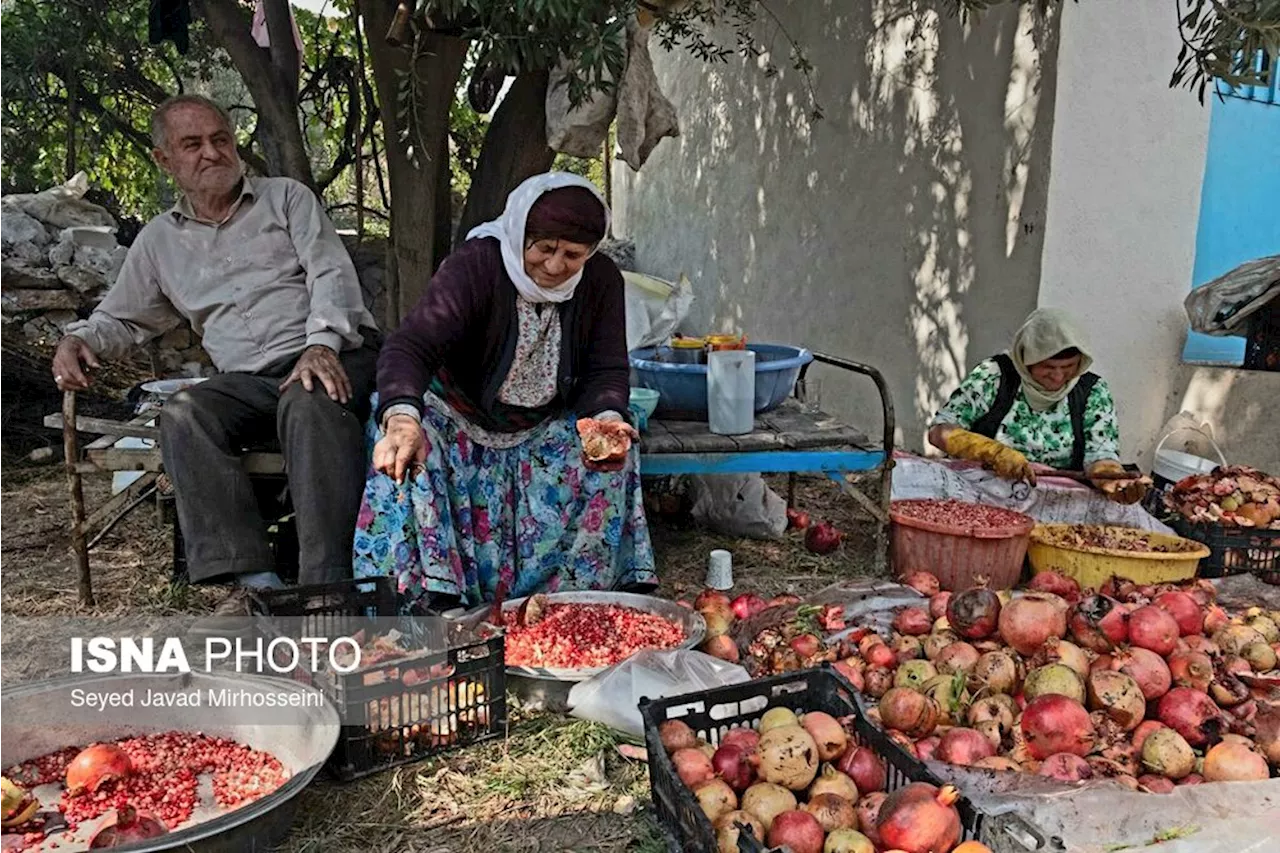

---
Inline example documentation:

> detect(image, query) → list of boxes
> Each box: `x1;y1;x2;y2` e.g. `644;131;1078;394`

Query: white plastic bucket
1153;448;1220;483
707;349;755;435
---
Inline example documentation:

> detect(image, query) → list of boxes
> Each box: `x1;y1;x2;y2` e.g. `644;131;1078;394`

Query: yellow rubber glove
1088;459;1152;505
943;429;1037;484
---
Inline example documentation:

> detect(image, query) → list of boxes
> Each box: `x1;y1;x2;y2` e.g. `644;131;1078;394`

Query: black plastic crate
639;666;1054;853
1171;517;1280;581
253;577;507;781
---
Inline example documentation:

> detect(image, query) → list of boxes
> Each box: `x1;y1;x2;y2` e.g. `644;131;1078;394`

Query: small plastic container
668;337;705;364
707;349;755;435
890;500;1036;590
706;333;747;351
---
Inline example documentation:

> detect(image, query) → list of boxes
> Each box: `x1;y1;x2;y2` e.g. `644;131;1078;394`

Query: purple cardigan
376;237;630;426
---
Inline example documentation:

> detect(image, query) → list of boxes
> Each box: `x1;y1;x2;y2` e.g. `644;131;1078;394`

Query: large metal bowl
1;671;338;852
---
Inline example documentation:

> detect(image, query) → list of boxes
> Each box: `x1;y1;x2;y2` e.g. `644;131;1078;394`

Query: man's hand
279;345;351;403
1089;459;1152;505
52;336;100;391
373;414;427;483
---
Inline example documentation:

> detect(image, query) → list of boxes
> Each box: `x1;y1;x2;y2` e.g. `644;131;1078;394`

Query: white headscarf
466;171;610;304
1009;308;1095;412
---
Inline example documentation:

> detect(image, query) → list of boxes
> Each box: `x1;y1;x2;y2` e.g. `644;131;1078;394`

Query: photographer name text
70;686;324;710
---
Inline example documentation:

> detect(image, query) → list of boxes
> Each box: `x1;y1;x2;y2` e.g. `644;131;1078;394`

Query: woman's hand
1088;459;1152;505
374;414;426;483
582;418;637;473
941;427;1037;484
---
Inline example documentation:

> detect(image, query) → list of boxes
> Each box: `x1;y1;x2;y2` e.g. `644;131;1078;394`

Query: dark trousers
159;343;378;585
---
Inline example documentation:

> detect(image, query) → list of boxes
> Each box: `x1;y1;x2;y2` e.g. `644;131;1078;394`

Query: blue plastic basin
629;343;814;419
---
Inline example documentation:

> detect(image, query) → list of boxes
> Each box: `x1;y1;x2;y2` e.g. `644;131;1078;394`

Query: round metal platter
498;591;706;682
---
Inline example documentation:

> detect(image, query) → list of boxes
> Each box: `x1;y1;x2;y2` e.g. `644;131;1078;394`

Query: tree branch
263;0;301;92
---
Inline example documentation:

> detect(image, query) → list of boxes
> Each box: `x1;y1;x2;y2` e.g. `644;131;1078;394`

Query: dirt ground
0;449;885;850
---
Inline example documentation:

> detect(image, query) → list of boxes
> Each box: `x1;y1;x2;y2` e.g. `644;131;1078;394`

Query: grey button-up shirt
66;176;377;373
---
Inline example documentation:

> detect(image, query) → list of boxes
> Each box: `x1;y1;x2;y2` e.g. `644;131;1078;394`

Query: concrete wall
614;1;1060;448
1036;0;1279;472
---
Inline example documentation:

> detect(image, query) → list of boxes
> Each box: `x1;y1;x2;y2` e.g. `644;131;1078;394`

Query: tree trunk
195;0;314;187
456;71;556;242
363;1;467;326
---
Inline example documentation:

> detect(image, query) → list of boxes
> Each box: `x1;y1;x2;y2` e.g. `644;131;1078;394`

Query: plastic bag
567;649;749;737
545;57;617;158
1184;254;1280;336
688;473;787;540
1;172;116;230
623;271;694;351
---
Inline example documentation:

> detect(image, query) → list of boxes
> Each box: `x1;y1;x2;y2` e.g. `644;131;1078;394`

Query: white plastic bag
567;649;749;737
689;473;788;540
623;271;694;351
2;171;116;230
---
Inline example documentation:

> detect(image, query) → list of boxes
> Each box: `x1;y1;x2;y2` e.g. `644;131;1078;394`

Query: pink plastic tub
890;499;1036;591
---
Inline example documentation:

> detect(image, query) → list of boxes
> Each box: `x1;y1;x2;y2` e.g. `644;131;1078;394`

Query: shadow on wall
617;0;1060;449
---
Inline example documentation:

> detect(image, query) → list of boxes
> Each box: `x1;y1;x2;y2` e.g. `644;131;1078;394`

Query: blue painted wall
1181;89;1280;364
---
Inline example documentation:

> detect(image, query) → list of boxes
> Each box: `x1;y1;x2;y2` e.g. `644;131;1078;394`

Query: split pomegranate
731;593;769;620
1021;695;1094;759
878;688;940;738
1252;705;1280;766
865;643;898;670
701;635;740;662
712;744;756;792
900;571;941;597
576;417;631;461
999;593;1068;656
875;782;962;853
790;633;822;658
1027;571;1081;601
1152;591;1204;636
767;809;826;853
1158;687;1225;748
935;727;996;766
892;607;932;636
1086;670;1146;731
503;602;684;668
947;582;1002;640
1068;594;1129;652
1127;606;1180;657
805;522;844;555
65;745;133;794
1037;753;1092;782
1168;650;1215;693
834;659;866;691
87;806;168;849
1202;740;1269;782
836;746;886;795
786;508;812;530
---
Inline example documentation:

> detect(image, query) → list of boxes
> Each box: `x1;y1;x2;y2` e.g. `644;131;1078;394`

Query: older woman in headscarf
893;309;1163;529
353;172;656;608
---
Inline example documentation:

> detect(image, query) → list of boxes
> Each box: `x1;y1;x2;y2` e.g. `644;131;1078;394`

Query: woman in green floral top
927;309;1148;504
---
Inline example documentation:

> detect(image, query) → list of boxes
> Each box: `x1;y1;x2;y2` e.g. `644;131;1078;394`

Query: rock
74;243;126;280
45;309;79;332
22;316;60;342
1;289;80;315
0;207;51;247
1;259;61;290
7;240;47;264
27;447;55;464
59;225;118;250
159;326;192;350
57;264;107;294
47;237;75;267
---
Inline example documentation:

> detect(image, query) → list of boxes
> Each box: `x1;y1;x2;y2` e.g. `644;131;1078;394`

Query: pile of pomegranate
891;499;1031;532
657;707;992;853
1166;466;1280;529
679;588;844;673
839;570;1280;792
502;601;685;669
1;732;287;850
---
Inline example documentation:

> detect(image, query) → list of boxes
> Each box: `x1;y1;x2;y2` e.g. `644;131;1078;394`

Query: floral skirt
352;393;657;606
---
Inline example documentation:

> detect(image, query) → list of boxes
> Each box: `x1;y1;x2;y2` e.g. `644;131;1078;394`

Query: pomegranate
1178;634;1219;656
1168;650;1214;692
730;593;769;620
87;806;168;848
786;507;811;530
922;630;960;661
969;650;1020;695
863;666;894;698
953;844;996;853
760;708;799;733
946;582;1002;640
892;607;932;636
914;735;941;761
694;778;738;823
1177;773;1205;786
1031;638;1091;680
1130;720;1165;753
660;720;698;754
810;763;860;803
1152;591;1204;636
695;589;732;612
876;782;963;853
1023;663;1086;705
715;810;766;853
967;696;1015;734
1217;624;1268;656
1138;774;1176;793
936;727;996;766
720;727;760;755
701;607;733;639
929;592;952;620
878;688;940;738
1243;640;1277;672
712;744;756;792
65;744;133;794
701;634;740;663
1028;571;1081;601
1222;655;1252;677
892;635;924;662
1209;670;1250;707
836;746;886;794
1038;753;1093;782
933;641;980;677
801;712;848;762
1069;595;1129;652
823;828;877;853
757;725;819;791
767;809;826;853
834;659;866;691
1021;695;1094;759
740;782;797;830
672;748;716;788
1202;740;1269;782
772;594;802;608
805;522;844;555
1158;687;1225;747
973;755;1021;772
790;633;822;658
1247;613;1280;642
1204;605;1230;634
856;791;887;839
999;593;1068;656
865;643;898;670
901;571;941;597
1113;648;1172;701
805;792;857;832
1127;606;1180;657
894;660;938;690
1086;670;1146;731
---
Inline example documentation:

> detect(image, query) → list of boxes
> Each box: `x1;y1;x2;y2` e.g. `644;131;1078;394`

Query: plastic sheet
567;649;749;737
688;473;787;540
623;270;693;352
1184;255;1280;336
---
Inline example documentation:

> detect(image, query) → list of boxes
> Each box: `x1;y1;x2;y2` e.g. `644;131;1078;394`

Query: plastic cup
706;549;734;590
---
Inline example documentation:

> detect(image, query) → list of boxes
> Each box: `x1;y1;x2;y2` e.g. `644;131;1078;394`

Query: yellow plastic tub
1027;523;1211;589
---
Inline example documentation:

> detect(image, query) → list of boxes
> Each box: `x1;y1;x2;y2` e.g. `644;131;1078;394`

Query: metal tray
1;671;339;852
458;591;705;683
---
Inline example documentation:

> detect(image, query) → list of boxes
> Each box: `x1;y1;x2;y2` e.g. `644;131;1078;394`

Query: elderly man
52;94;378;614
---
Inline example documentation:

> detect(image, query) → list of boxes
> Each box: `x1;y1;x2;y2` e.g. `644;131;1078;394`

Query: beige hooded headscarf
1009;308;1094;412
